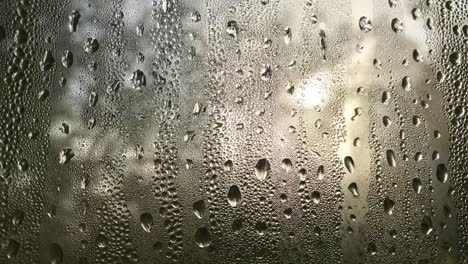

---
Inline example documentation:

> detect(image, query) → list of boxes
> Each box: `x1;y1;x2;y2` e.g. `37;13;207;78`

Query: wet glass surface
0;0;466;263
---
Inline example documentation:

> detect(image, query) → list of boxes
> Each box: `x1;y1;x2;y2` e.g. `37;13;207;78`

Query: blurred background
0;0;465;263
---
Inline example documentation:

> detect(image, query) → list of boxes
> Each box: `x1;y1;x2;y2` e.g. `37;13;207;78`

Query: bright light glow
295;74;329;107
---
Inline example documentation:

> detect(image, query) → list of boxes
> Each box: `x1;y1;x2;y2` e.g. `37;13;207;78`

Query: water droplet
140;213;153;233
227;185;241;207
449;52;461;66
83;38;99;53
348;182;359;197
226;21;238;38
17;159;29;171
61;50;73;68
130;70;146;89
402;76;411;91
255;221;268;235
59;149;74;165
281;159;293;172
436;164;448;183
193;102;201;115
88;92;98;107
284;27;292;45
49;243;63;264
6;239;19;259
382;91;390;104
68;10;81;32
317;165;325;180
193;200;206;219
136;23;144;37
12;209;24;226
255;158;271;181
14;28;28;43
223;160;233;172
96;234;108;248
344;156;355;173
383;196;395;215
40;51;55;71
194;227;211;248
413;49;423;62
260;65;272;81
412;178;422;193
386;149;396;167
298;168;307;181
412;8;422;19
284;208;292;219
391;18;404;33
191;11;201;22
311;191;321;204
359;16;372;32
421;215;433;235
184;131;196;142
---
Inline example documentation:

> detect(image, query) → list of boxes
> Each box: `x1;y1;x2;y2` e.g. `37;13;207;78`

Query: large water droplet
61;50;73;68
68;10;81;32
255;158;271;181
6;239;20;259
412;178;422;193
193;200;206;219
383;196;395;215
421;215;433;235
194;227;211;248
386;149;396;167
281;158;293;172
344;156;355;173
359;16;372;32
436;164;448;183
83;38;99;53
49;243;63;264
140;213;153;233
348;182;359;197
227;185;242;207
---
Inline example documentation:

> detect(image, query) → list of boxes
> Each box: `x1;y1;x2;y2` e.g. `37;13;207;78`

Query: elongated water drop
140;213;153;233
255;158;271;181
227;185;242;207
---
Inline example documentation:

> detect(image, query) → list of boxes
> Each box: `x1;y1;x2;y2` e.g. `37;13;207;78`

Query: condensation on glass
0;0;466;263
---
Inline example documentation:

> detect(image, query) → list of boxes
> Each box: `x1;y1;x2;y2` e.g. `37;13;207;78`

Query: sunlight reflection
295;74;329;107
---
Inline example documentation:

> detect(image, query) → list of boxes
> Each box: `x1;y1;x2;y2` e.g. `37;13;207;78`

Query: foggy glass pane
0;0;465;263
